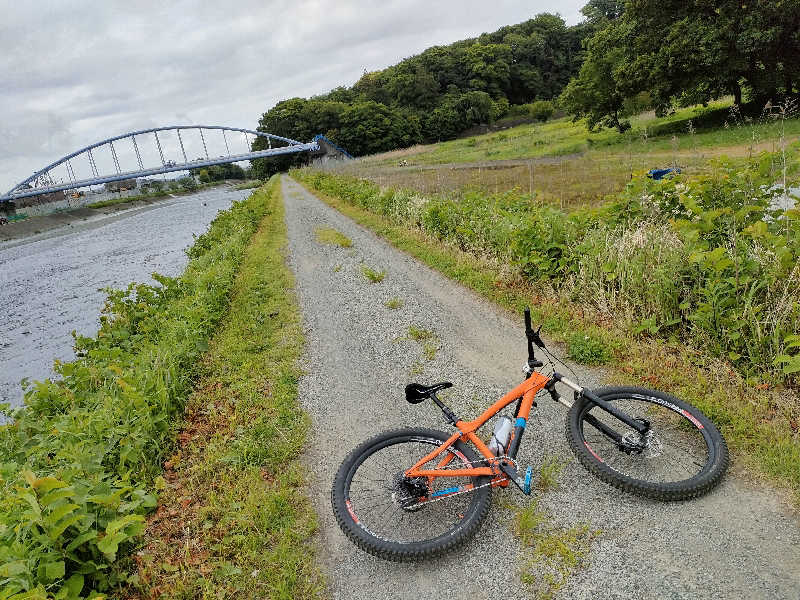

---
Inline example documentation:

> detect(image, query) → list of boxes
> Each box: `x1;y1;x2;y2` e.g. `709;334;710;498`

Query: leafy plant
407;325;435;341
384;297;403;309
360;265;386;283
566;330;612;365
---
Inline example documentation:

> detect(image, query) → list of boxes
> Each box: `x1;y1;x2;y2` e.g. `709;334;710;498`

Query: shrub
566;330;613;365
529;100;555;122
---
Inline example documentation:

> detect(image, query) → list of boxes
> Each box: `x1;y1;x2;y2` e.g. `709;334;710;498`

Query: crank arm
498;461;532;495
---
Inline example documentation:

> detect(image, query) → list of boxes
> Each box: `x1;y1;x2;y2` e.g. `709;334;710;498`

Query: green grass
537;455;564;492
384;297;403;309
233;179;265;190
86;181;226;209
422;341;438;361
124;179;324;598
513;501;598;600
340;99;800;210
86;191;168;208
363;99;800;167
408;325;435;341
292;174;800;506
566;330;615;366
314;226;353;247
360;264;386;283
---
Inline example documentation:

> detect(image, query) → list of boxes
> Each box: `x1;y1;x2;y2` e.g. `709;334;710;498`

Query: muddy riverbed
0;186;248;408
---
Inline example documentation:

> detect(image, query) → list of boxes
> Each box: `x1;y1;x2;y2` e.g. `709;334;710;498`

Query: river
0;186;249;409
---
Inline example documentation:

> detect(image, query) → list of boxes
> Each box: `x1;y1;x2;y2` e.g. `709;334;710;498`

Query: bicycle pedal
523;465;533;495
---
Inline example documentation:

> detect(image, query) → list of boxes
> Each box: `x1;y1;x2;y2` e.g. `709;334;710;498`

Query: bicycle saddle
405;382;453;404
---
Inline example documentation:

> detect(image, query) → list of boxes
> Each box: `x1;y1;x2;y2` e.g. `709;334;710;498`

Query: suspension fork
549;373;650;435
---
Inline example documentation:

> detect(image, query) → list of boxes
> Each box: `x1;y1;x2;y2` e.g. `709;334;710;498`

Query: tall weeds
294;149;800;382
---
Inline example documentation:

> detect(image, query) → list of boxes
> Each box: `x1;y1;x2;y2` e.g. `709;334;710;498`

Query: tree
580;0;625;24
335;101;420;156
466;44;512;98
559;21;630;131
566;0;800;129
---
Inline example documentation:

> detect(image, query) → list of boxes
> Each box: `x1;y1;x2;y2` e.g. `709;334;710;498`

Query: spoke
345;438;480;544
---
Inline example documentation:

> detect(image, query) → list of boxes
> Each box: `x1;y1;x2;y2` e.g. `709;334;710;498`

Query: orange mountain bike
331;308;729;561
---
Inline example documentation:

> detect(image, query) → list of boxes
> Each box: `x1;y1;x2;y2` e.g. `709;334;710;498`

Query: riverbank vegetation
0;178;316;597
85;180;227;209
291;164;800;502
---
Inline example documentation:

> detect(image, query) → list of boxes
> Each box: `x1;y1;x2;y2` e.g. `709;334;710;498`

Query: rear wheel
331;428;492;561
566;386;728;500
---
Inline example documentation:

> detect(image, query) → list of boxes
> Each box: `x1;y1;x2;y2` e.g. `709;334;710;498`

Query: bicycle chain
397;455;518;507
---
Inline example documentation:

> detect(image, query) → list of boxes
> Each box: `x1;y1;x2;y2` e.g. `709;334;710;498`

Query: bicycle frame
405;371;551;484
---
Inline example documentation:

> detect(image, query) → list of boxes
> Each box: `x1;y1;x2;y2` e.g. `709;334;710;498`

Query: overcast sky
0;0;585;192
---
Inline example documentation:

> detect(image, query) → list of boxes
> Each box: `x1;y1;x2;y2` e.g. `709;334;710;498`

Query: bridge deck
1;143;317;202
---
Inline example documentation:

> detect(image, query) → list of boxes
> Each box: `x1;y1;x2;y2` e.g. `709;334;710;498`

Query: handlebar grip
524;307;532;331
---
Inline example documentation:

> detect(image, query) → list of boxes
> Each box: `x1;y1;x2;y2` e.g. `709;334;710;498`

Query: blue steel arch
1;125;319;202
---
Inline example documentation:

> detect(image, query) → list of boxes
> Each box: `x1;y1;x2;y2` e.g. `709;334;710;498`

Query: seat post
429;392;459;425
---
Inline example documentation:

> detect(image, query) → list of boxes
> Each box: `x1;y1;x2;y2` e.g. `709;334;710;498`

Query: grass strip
122;178;323;599
314;226;352;247
233;180;266;191
0;178;277;597
291;173;800;506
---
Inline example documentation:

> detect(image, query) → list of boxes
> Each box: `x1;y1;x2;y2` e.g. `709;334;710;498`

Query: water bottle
488;416;513;456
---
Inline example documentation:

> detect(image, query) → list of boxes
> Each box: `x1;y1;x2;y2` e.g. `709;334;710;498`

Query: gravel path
281;176;800;600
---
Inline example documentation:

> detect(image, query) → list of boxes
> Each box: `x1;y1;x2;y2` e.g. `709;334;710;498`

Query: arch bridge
1;126;322;203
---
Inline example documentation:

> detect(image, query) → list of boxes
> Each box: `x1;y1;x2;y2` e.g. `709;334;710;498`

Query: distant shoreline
0;183;235;247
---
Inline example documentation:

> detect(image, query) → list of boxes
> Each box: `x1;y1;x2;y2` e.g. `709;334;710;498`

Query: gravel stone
282;176;800;600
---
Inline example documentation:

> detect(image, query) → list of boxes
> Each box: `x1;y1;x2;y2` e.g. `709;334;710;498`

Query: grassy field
334;99;800;210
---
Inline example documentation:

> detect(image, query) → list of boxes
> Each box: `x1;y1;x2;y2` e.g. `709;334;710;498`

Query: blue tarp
647;167;681;180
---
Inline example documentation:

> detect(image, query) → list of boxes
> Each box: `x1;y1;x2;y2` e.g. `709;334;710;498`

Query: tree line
252;1;800;176
252;13;589;176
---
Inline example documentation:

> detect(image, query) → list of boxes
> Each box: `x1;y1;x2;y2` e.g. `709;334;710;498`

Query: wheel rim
343;436;481;545
578;392;714;487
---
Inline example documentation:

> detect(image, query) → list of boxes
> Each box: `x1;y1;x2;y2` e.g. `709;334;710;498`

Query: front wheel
331;428;492;561
566;386;728;500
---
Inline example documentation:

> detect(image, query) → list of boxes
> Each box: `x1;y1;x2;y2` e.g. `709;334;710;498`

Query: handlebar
523;307;545;370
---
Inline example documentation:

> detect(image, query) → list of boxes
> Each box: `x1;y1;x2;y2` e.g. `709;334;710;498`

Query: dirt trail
281;176;800;600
